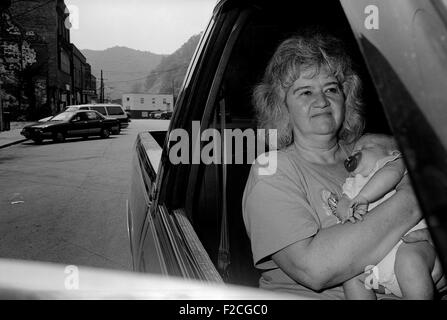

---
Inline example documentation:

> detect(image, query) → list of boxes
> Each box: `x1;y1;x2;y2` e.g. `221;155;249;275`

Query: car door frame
131;5;247;276
341;0;447;270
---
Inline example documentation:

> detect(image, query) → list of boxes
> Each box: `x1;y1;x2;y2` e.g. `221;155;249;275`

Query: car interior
155;0;425;288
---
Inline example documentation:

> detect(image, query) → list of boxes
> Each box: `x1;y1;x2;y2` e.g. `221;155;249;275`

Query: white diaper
365;220;427;297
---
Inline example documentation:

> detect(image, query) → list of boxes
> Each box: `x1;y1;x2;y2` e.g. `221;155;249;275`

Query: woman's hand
336;196;353;223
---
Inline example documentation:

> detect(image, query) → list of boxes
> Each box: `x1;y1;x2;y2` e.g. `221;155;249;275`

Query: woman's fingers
401;228;433;245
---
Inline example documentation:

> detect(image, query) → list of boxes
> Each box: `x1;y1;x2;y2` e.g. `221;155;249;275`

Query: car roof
67;110;101;115
66;104;123;108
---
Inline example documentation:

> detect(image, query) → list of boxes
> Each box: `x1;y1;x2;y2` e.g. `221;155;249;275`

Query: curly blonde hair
253;33;365;149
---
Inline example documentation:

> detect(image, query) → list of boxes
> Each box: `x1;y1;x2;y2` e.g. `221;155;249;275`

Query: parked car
21;110;120;144
149;110;164;119
65;104;130;129
126;0;447;298
160;111;173;119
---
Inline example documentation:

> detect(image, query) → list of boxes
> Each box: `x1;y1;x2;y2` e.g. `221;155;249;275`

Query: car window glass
86;112;99;120
90;106;107;115
52;111;75;121
107;106;124;115
77;112;89;121
95;112;104;119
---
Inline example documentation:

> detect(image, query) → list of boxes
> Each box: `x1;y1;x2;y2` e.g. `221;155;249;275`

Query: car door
127;8;231;279
132;3;262;285
341;0;447;270
85;111;102;134
67;112;89;136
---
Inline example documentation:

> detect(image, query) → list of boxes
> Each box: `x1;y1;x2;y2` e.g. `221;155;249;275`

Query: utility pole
0;82;4;131
100;70;104;103
172;78;175;110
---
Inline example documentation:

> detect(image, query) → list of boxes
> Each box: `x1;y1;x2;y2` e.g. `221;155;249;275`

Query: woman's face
285;65;345;141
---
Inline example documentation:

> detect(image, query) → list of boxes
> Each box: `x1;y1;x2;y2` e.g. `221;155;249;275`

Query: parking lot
0;119;168;271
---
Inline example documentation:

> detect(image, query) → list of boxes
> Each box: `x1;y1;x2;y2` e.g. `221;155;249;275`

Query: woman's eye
326;87;339;94
300;90;312;96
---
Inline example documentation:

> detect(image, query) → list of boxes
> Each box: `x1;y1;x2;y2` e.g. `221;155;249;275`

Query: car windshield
50;111;76;121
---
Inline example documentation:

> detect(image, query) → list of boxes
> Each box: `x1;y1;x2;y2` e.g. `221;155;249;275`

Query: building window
60;49;70;74
140;98;144;104
163;98;166;104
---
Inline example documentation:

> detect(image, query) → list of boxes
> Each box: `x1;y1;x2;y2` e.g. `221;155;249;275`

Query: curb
0;139;29;149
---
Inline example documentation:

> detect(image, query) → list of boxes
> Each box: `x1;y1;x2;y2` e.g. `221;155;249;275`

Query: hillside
144;33;202;96
81;46;165;100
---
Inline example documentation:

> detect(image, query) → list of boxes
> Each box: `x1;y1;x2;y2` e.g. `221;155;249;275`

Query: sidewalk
0;122;35;149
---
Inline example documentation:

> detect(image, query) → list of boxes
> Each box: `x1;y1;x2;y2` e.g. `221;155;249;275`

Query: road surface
0;119;169;271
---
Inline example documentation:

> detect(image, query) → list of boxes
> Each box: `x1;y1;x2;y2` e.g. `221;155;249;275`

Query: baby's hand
349;195;369;222
336;195;353;223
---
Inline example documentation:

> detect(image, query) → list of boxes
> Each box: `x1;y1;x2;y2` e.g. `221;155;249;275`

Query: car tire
100;128;110;138
53;132;65;143
112;127;121;135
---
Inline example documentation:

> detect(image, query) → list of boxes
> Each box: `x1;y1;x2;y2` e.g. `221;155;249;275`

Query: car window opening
151;1;393;287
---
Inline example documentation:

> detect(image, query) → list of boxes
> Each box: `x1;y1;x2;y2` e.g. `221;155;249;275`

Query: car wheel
53;132;65;143
112;127;121;135
101;128;110;138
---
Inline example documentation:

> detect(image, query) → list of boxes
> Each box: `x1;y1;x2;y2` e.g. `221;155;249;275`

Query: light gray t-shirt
242;143;352;299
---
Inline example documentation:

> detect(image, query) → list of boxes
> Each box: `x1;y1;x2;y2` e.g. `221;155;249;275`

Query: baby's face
344;138;389;177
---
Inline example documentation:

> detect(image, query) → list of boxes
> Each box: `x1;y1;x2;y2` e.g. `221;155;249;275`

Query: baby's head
344;134;398;177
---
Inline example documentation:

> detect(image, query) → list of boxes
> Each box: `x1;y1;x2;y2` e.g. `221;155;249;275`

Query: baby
336;134;442;299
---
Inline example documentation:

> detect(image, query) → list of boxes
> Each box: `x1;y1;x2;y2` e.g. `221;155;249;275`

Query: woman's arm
272;175;421;291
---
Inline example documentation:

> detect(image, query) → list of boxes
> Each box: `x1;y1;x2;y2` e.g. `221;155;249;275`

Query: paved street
0;119;169;271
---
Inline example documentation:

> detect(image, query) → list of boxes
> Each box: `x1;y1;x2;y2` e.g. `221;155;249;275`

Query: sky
65;0;217;55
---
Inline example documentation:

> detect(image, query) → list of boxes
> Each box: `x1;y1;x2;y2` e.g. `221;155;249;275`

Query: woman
242;33;436;299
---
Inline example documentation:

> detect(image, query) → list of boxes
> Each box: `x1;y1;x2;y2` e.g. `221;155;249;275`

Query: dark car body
160;111;173;120
127;0;447;297
21;110;120;144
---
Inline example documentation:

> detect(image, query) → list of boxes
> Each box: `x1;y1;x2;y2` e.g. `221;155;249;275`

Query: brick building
72;44;95;105
0;0;96;121
122;93;173;118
